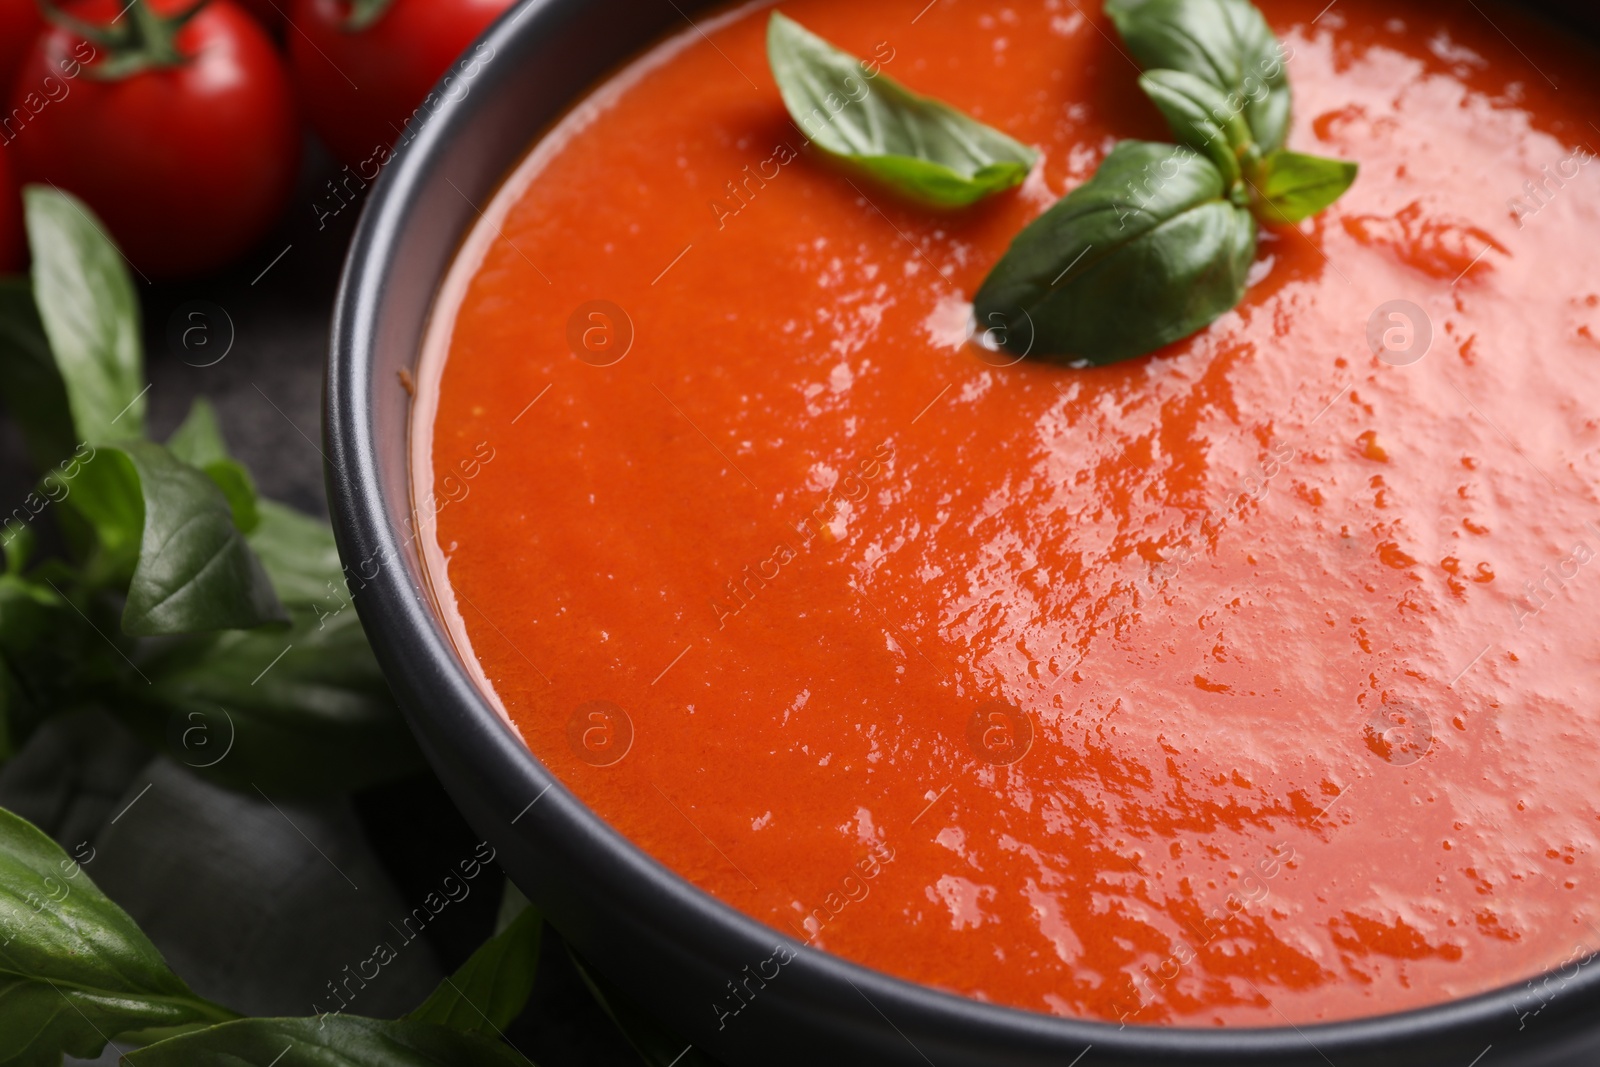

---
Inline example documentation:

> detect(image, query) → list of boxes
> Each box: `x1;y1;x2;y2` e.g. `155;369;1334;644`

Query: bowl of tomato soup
328;0;1600;1062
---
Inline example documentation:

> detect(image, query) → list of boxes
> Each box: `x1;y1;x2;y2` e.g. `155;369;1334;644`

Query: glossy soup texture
415;0;1600;1027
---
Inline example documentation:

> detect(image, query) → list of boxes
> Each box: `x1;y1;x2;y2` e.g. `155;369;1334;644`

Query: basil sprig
0;806;241;1063
123;501;425;797
1106;0;1292;153
975;0;1358;363
0;803;542;1065
1134;63;1354;226
767;13;1037;207
0;187;420;793
0;190;497;1063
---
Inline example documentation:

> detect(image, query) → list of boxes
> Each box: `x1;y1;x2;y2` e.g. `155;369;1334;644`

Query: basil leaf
1137;69;1252;189
122;603;419;795
0;806;238;1064
0;577;69;653
23;186;145;445
119;442;287;636
165;397;230;468
245;499;344;608
767;13;1036;207
1251;148;1358;224
1105;0;1291;153
123;1016;532;1066
568;946;726;1067
973;141;1256;364
494;881;530;933
117;501;419;795
0;278;74;472
408;894;541;1034
201;460;262;536
1;525;30;575
168;399;261;534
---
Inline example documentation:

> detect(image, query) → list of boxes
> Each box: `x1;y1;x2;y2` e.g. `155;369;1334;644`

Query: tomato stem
36;0;209;78
342;0;394;31
33;0;119;47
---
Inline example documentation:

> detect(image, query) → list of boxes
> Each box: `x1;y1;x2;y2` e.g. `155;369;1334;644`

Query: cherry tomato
0;0;44;98
0;148;23;274
9;0;299;279
288;0;513;167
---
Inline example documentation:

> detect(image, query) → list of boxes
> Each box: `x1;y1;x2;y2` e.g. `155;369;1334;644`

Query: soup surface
415;0;1600;1026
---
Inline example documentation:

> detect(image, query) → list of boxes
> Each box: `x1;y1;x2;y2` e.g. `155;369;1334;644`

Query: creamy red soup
414;0;1600;1027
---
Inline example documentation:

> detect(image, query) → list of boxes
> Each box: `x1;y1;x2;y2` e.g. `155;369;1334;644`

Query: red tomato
9;0;299;279
0;148;22;274
0;0;43;97
288;0;513;167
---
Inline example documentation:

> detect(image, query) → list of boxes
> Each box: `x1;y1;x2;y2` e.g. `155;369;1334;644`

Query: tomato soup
414;0;1600;1026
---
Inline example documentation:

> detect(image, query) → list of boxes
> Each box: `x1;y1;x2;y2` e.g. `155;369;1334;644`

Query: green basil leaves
0;807;239;1065
1105;0;1291;153
1137;69;1253;190
975;0;1358;363
0;801;543;1064
1134;67;1356;225
23;187;145;445
767;13;1036;207
167;398;262;534
118;441;287;636
764;1;1356;362
0;186;417;792
974;142;1256;364
0;804;544;1064
407;890;542;1034
1252;148;1361;224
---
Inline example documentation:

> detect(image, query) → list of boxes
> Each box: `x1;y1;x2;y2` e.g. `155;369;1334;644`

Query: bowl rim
324;0;1600;1060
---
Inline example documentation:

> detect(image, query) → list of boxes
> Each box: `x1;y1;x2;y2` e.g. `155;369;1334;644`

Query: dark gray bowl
325;2;1600;1063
